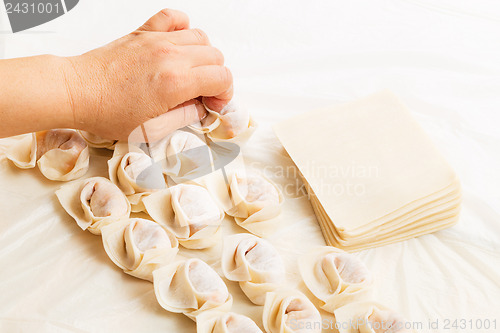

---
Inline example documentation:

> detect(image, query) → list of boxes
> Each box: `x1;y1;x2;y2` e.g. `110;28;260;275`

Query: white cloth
0;1;499;332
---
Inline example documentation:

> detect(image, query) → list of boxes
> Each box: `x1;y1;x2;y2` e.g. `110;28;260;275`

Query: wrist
60;53;106;132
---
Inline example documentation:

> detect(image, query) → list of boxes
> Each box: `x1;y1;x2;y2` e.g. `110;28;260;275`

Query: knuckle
159;8;174;21
160;68;185;87
212;47;224;65
155;43;178;57
219;66;232;86
192;28;209;45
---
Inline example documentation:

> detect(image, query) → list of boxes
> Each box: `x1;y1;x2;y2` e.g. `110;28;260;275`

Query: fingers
202;86;234;112
166;29;210;46
187;65;233;99
138;9;189;32
180;45;224;68
128;100;206;143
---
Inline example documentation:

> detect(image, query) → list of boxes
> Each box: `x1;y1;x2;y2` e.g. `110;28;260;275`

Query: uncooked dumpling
153;258;233;321
108;142;165;212
262;290;322;333
78;130;117;149
143;183;224;249
56;177;131;235
149;130;213;183
226;172;284;236
197;311;263;333
190;100;257;144
101;218;178;281
210;101;252;139
333;301;415;333
298;246;373;312
6;129;89;181
221;233;285;305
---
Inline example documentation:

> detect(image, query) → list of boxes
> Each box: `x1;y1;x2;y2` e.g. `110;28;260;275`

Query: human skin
0;9;233;142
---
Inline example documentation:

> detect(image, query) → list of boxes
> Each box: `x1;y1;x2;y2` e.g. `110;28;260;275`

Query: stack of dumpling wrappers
274;90;461;251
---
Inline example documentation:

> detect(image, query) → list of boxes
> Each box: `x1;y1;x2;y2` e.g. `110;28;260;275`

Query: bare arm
0;9;233;142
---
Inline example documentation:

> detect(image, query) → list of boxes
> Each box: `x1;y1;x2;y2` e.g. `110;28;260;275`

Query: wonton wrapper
6;130;89;181
189;100;257;145
209;171;284;237
298;246;373;312
143;183;224;249
148;130;213;184
78;130;117;149
56;176;131;235
108;142;165;212
222;233;285;305
153;258;233;321
197;311;263;333
334;301;415;333
101;218;179;281
262;290;322;333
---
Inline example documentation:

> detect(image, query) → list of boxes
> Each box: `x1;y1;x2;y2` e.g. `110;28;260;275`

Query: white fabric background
0;1;499;332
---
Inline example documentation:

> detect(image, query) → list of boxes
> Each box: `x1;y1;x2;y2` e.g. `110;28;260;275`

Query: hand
65;9;233;142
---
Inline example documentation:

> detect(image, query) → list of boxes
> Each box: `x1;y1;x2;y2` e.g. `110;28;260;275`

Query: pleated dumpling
108;143;165;212
78;130;117;149
298;246;373;313
153;258;233;321
221;233;285;305
226;172;284;236
190;100;257;144
6;129;89;181
149;130;213;183
101;218;178;281
333;301;415;333
56;177;131;235
262;290;322;333
143;183;225;249
197;311;263;333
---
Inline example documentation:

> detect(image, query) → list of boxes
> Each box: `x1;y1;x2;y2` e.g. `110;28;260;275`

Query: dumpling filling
83;180;129;218
322;252;371;285
124;152;153;181
188;259;229;304
225;314;262;333
284;298;322;333
36;129;86;160
176;185;222;236
214;103;250;139
242;239;284;281
131;219;171;252
235;175;280;206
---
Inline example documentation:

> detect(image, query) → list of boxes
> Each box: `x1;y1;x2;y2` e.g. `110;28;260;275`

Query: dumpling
197;311;263;333
221;233;285;305
56;177;131;235
153;258;233;321
108;142;166;212
143;183;225;249
148;130;213;183
298;246;373;312
190;100;257;144
333;301;415;333
101;218;178;281
78;130;117;149
226;172;284;236
262;290;322;333
6;129;89;181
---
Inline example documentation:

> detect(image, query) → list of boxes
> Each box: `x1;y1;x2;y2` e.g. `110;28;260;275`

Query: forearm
0;55;74;138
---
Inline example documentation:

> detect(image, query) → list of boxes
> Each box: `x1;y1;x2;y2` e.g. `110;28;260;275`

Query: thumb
128;99;206;143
